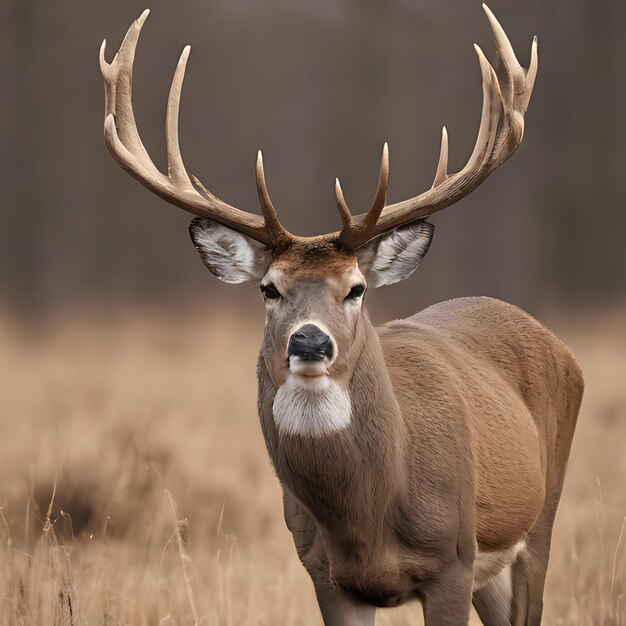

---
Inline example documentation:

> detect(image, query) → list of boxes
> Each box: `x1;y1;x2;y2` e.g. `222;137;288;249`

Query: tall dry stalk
165;489;200;625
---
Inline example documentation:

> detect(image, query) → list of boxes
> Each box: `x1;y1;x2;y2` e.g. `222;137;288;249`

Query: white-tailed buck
101;6;583;624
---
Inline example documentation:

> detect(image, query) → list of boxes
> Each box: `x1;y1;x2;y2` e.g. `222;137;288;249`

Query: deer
100;6;583;625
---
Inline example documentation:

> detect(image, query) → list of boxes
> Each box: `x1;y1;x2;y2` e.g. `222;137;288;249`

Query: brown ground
0;307;624;625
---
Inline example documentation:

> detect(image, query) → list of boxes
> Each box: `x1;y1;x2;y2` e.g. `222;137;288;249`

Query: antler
102;6;536;253
100;10;292;247
335;4;538;249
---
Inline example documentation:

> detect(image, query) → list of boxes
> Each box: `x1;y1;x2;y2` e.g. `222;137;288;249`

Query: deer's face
259;243;368;389
189;219;435;394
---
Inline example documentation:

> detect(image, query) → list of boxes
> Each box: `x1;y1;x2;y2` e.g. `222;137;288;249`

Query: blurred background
1;0;625;624
2;0;625;319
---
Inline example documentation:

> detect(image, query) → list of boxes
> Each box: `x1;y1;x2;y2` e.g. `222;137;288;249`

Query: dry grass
0;307;624;625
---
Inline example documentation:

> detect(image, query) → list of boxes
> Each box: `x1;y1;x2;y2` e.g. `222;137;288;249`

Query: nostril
389;593;403;607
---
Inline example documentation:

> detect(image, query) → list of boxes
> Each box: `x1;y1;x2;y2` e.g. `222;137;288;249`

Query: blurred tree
1;0;43;313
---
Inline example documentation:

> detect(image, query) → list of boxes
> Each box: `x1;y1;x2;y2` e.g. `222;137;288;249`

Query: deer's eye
261;283;281;300
345;284;366;301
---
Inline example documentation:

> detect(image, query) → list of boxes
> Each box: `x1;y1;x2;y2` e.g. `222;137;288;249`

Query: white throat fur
272;375;352;437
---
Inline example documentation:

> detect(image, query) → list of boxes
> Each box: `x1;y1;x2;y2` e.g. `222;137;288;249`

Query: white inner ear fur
189;218;270;284
356;221;434;288
273;376;352;437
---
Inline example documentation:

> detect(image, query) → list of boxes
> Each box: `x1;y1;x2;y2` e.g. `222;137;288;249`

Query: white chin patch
272;374;352;437
288;356;328;377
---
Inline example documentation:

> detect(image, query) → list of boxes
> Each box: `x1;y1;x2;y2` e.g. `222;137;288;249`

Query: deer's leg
510;539;549;625
282;489;375;625
472;566;512;626
511;356;583;625
510;474;568;626
421;563;474;626
511;398;579;626
510;507;557;626
311;577;376;626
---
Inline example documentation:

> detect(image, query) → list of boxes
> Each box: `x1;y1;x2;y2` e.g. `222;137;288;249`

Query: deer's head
186;143;435;393
100;7;537;431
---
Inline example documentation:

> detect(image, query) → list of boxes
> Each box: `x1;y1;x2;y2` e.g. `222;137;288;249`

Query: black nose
288;324;334;362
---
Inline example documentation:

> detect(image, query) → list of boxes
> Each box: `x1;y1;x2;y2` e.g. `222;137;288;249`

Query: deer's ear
189;218;270;284
356;221;434;288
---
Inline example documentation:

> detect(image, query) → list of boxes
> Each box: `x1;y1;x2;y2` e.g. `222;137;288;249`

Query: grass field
0;306;624;624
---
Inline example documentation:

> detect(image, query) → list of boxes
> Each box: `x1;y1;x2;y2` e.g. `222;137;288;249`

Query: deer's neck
257;317;406;541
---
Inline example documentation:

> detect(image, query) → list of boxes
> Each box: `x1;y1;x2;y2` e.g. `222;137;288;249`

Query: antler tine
525;37;539;112
101;11;293;247
483;4;537;115
342;5;537;245
334;179;354;230
256;151;291;243
482;3;519;106
166;45;195;188
100;10;162;181
338;143;389;248
432;126;449;188
466;43;503;171
362;142;390;230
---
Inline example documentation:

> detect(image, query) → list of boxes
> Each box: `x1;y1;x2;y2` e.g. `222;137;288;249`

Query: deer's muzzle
288;324;334;362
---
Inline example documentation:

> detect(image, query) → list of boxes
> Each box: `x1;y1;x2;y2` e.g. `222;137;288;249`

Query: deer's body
259;296;582;621
102;7;583;623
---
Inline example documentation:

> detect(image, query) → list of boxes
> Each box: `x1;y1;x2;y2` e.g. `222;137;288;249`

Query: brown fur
257;250;583;625
271;236;353;275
